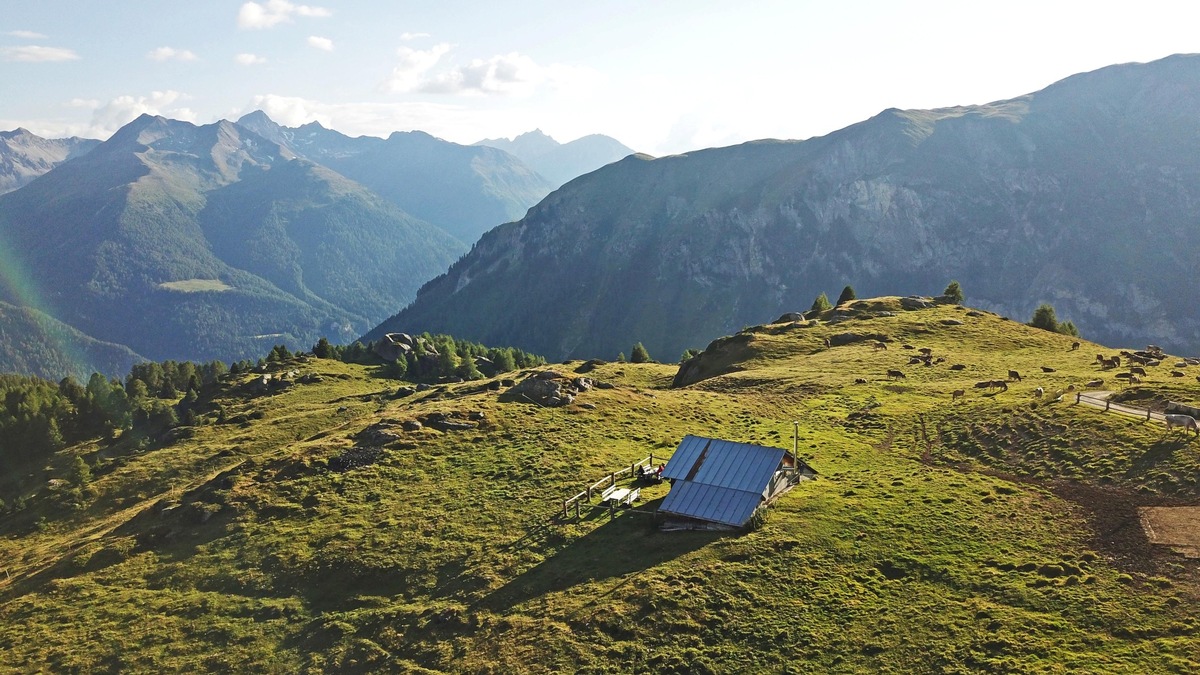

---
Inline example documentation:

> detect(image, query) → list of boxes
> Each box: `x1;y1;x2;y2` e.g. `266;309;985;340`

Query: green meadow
1;298;1197;673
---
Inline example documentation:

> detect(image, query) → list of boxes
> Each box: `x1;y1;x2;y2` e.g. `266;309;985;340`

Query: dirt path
1075;390;1166;423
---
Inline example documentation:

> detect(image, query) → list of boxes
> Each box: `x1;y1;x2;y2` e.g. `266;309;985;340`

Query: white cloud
6;30;48;40
382;46;594;97
307;35;333;52
421;52;590;96
399;32;430;41
147;47;198;62
383;43;452;92
86;90;197;138
0;45;79;62
237;0;331;29
235;53;267;66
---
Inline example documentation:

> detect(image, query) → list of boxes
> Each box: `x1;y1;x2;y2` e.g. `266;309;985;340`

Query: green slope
0;299;144;380
1;298;1198;672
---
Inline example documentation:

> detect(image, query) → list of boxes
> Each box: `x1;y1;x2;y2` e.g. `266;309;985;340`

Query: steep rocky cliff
368;55;1200;360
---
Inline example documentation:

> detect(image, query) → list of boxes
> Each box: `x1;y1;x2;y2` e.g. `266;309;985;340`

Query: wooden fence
561;454;663;520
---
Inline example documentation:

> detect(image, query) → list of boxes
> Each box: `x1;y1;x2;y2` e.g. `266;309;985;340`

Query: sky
2;1;1198;156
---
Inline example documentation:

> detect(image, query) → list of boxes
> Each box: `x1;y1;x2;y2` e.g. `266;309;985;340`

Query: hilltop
372;54;1200;362
1;297;1198;672
473;129;636;188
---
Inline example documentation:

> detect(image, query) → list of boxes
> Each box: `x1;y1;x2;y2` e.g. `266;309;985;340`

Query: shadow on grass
476;496;722;612
1127;437;1189;477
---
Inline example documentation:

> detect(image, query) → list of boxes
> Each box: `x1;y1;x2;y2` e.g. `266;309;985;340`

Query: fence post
1105;400;1111;411
575;500;581;519
1076;393;1081;404
563;499;569;520
610;472;616;487
586;486;592;501
1148;409;1152;421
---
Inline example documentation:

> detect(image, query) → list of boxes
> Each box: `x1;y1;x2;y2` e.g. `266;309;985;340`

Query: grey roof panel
661;435;785;493
659;481;762;528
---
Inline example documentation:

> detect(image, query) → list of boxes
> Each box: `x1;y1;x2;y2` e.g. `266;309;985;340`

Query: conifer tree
943;280;964;304
631;342;652;363
810;292;832;314
836;285;856;306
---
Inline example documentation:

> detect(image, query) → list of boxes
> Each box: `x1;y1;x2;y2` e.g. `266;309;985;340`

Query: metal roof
659;481;763;528
657;435;789;527
660;435;785;493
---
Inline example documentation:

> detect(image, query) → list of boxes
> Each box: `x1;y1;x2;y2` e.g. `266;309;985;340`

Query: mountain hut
657;435;816;530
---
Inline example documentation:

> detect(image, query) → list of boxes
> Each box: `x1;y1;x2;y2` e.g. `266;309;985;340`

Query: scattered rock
401;420;423;432
941;319;964;326
900;297;935;310
773;311;805;323
966;311;985;317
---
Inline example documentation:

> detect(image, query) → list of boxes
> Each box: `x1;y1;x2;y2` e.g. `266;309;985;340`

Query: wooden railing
561;454;663;519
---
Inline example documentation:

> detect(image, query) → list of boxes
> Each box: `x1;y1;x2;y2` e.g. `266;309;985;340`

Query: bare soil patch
1139;506;1200;559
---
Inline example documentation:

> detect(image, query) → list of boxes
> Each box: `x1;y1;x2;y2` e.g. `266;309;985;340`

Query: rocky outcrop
503;371;597;407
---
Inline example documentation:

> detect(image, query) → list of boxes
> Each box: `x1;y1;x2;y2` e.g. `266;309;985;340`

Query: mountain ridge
369;54;1200;361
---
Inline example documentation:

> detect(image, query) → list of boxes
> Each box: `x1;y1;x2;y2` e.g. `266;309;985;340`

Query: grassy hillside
2;298;1198;672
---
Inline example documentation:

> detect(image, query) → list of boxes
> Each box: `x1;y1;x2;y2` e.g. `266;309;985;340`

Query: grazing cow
1196;375;1200;383
1176;361;1188;368
950;364;966;371
1041;366;1056;373
1146;360;1162;367
1008;370;1022;382
1130;375;1141;384
934;356;946;364
872;341;888;351
909;356;924;365
855;378;867;384
924;360;934;367
974;380;993;389
1085;379;1104;388
1071;341;1081;351
902;344;915;350
952;389;965;401
1034;387;1044;397
1095;354;1106;364
887;369;906;380
1172;370;1186;377
1130;366;1147;376
1114;372;1133;380
918;347;933;356
1165;414;1200;436
990;380;1009;392
1186;358;1200;366
1111;356;1121;368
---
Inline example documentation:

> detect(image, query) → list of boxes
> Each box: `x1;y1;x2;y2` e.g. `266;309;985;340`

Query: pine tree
631;342;652;363
943;280;964;304
810;292;832;314
1030;303;1059;332
836;285;856;306
313;337;334;359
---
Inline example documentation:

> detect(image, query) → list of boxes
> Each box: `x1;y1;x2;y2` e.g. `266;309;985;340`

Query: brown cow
950;364;966;371
872;341;888;351
1071;341;1081;351
1008;370;1022;382
1130;366;1147;376
1172;370;1186;377
951;389;965;401
887;369;906;380
1040;366;1056;373
990;380;1008;392
1086;379;1104;388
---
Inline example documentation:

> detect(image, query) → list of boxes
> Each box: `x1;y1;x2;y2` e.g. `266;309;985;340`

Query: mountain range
0;112;642;377
474;129;635;188
369;54;1200;361
0;114;462;367
0;128;99;195
235;112;554;244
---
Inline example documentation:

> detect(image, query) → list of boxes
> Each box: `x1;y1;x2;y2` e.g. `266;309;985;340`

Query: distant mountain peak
473;129;635;187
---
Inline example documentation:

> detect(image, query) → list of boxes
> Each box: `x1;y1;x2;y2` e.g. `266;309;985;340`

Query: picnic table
601;485;640;507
